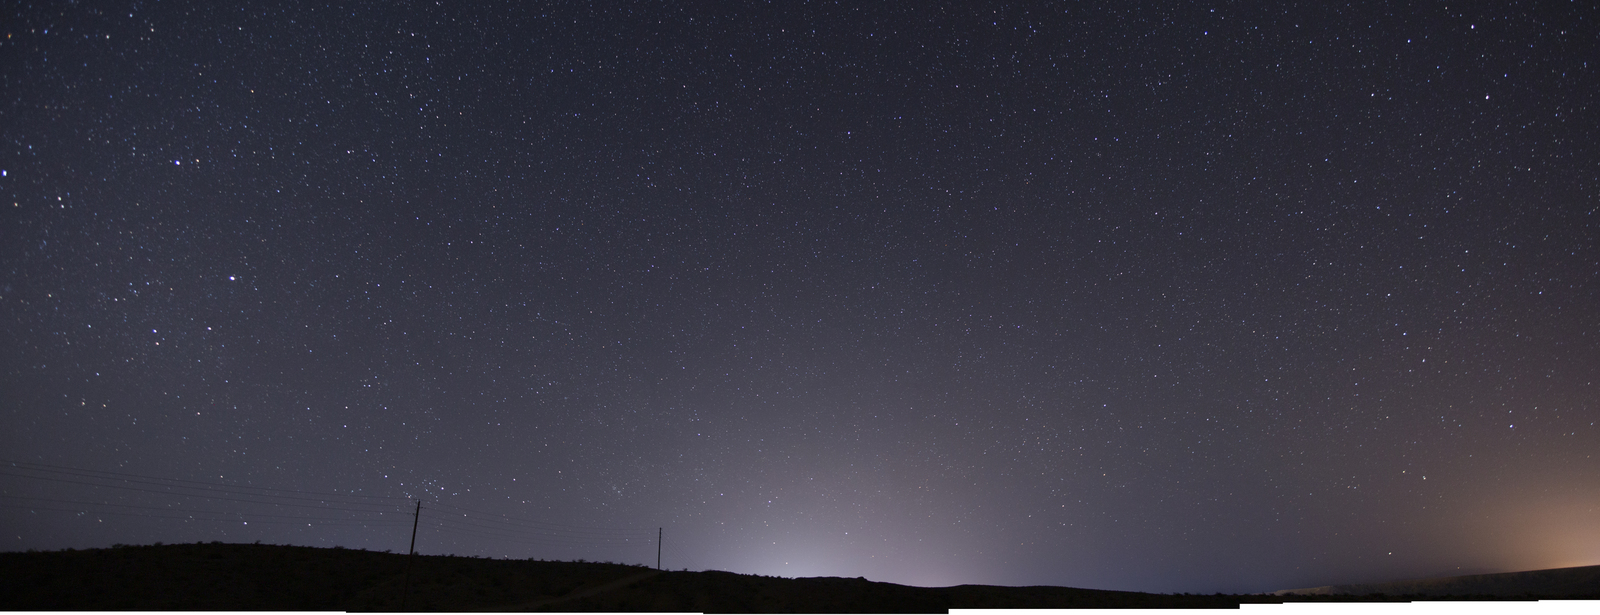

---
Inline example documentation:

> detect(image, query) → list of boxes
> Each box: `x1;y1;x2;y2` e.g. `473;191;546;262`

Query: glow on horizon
1506;499;1600;572
709;529;990;588
1457;484;1600;574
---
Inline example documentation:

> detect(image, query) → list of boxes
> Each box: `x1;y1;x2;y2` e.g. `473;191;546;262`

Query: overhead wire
427;512;647;539
423;517;652;548
0;469;411;514
0;462;406;509
0;502;411;526
425;512;656;540
0;459;409;501
0;494;407;523
423;520;633;549
425;500;658;534
657;536;695;571
4;460;661;562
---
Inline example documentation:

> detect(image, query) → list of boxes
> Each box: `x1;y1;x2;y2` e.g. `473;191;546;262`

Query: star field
2;1;1597;594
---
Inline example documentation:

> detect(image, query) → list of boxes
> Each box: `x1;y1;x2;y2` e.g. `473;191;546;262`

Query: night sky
3;0;1598;595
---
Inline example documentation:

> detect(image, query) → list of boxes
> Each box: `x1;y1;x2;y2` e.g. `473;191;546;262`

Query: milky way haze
3;1;1597;594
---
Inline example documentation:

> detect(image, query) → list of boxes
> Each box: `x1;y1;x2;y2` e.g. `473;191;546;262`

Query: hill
1273;564;1600;598
0;542;650;611
1;543;1594;611
0;543;1252;611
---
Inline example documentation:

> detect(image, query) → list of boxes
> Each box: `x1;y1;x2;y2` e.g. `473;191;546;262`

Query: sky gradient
3;1;1598;594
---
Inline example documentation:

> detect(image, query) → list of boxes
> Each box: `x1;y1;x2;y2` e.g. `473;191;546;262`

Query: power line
0;495;407;523
3;460;662;564
425;510;657;539
424;513;652;542
1;461;651;538
0;462;407;508
0;502;412;527
0;470;410;514
0;459;409;501
423;518;652;548
425;512;649;538
425;500;657;534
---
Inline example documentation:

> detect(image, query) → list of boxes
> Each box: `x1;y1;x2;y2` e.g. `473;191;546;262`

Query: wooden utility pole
409;500;421;555
657;527;662;570
402;501;421;610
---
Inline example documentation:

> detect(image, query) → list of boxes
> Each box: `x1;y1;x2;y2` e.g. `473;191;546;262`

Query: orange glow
1465;486;1600;572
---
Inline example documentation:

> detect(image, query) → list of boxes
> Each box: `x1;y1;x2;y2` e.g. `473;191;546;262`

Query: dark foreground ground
0;543;1595;611
1273;564;1600;598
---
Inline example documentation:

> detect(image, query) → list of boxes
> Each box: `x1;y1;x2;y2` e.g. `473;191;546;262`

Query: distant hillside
1;543;1593;611
0;543;1262;611
1274;564;1600;598
0;542;650;611
538;570;1259;612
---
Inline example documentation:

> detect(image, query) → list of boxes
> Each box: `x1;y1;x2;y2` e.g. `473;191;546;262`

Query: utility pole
657;527;662;570
409;500;421;556
402;501;421;610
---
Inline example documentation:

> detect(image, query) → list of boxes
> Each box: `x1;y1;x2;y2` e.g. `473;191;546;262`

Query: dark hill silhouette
1273;564;1600;598
542;569;1258;611
0;542;649;611
1;543;1595;611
